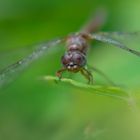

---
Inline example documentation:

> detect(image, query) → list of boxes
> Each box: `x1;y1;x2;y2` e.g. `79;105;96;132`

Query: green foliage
43;76;129;100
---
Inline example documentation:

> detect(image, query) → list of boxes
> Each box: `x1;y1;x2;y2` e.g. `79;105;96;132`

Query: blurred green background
0;0;140;140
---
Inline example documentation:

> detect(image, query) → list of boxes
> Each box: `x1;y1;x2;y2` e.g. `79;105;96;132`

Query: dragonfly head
61;51;86;72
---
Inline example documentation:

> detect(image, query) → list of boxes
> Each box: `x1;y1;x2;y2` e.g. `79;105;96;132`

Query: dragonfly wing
0;38;63;88
94;31;140;38
91;33;140;57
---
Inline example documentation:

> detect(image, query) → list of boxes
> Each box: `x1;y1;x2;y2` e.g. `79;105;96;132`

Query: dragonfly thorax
66;34;89;53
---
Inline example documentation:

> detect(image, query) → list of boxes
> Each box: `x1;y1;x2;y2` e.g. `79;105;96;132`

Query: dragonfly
0;9;140;88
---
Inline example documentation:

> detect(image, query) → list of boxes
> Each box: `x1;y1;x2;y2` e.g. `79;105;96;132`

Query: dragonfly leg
56;68;66;80
87;64;116;86
80;68;93;84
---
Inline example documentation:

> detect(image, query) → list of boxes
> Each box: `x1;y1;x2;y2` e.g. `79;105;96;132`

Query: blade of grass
42;76;129;101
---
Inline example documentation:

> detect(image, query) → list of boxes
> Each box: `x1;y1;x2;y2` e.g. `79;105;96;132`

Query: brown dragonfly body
57;33;93;83
57;10;108;83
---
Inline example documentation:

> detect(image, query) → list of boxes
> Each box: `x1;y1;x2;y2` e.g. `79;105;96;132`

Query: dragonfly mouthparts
67;62;79;71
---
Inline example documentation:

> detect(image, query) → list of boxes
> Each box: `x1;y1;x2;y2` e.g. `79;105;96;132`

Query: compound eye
77;55;83;63
61;54;71;65
74;54;85;66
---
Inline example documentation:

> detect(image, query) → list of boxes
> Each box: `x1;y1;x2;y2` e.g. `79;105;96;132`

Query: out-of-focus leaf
43;76;129;100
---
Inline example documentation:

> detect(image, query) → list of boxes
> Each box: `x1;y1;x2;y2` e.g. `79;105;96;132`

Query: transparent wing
92;31;140;44
95;31;140;37
91;32;140;57
0;46;35;70
0;38;63;88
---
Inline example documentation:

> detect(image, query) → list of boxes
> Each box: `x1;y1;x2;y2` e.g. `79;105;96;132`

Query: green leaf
43;76;129;101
